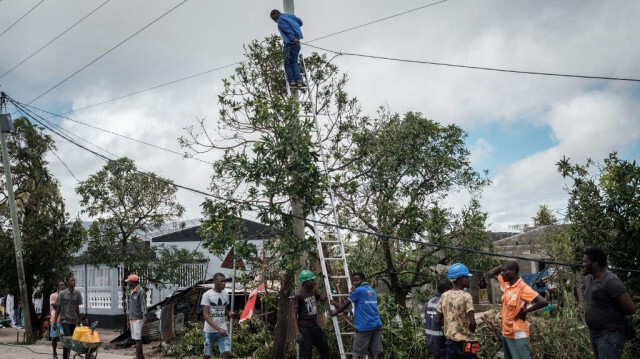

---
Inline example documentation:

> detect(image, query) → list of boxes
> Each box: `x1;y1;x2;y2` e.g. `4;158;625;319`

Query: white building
70;219;272;328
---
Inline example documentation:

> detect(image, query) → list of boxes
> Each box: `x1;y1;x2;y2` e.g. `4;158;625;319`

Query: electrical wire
59;62;240;116
9;96;640;275
50;148;80;182
35;1;450;117
17;101;214;165
302;43;640;83
28;0;190;104
0;0;111;80
306;0;450;43
0;0;45;39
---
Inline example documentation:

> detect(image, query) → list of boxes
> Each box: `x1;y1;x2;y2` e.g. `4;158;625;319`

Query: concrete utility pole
283;0;294;14
0;93;34;343
282;0;307;273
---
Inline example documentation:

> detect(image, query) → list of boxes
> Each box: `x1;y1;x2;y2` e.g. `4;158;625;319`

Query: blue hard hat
447;263;472;279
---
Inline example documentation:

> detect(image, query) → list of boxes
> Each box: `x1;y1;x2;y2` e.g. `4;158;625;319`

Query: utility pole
0;92;34;343
282;0;307;271
283;0;294;14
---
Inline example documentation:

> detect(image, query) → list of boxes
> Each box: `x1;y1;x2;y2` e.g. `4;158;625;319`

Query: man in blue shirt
425;279;453;359
270;9;304;87
331;272;383;359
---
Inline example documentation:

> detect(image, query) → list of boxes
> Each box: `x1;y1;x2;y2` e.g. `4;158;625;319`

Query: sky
0;0;639;232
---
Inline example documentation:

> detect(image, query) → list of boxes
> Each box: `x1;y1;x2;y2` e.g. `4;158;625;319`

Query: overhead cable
59;62;240;116
306;0;450;43
9;96;640;275
42;1;449;116
302;43;640;83
0;0;111;80
0;0;45;39
50;149;80;183
14;100;214;165
28;0;190;104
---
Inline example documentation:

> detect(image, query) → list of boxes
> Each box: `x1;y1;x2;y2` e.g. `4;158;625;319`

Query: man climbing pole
270;9;304;87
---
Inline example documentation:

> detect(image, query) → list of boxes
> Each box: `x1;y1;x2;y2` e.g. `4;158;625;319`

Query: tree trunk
269;270;295;359
27;299;40;339
41;286;52;338
393;288;409;311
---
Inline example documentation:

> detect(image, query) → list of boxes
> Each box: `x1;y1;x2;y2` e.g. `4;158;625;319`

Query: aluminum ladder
283;51;354;359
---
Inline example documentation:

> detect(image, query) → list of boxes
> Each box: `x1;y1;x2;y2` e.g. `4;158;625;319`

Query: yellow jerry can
72;326;100;343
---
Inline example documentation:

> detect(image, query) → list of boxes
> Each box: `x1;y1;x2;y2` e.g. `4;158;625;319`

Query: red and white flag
239;283;264;323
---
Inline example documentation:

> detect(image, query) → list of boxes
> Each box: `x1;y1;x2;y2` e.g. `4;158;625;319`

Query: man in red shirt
489;260;547;359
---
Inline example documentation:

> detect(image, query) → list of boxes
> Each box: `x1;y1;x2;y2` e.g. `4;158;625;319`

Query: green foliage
75;157;196;290
165;319;274;358
532;204;559;226
180;35;365;357
558;152;640;292
335;110;494;307
163;323;203;357
0;117;83;305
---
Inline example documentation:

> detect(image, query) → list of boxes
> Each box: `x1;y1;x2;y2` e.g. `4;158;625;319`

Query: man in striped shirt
425;280;453;359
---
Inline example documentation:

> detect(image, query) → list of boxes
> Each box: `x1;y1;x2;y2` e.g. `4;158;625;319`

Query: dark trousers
61;323;76;359
299;325;330;359
590;332;626;359
284;43;301;83
445;339;477;359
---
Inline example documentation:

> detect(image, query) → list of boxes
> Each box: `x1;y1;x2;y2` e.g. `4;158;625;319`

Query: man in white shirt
201;273;235;359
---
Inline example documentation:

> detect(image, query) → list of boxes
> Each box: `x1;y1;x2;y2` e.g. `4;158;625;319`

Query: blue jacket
277;14;303;44
425;294;445;356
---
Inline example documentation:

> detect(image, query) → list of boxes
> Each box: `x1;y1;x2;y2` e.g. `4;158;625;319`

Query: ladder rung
332;293;350;297
330;275;348;279
341;332;355;335
324;257;344;261
321;240;341;243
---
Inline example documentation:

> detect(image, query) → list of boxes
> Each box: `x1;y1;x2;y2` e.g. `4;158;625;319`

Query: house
70;218;274;328
488;224;570;303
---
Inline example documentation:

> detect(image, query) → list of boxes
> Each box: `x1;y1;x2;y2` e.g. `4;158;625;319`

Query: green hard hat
299;270;316;282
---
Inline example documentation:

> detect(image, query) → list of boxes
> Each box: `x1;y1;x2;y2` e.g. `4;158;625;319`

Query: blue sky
467;121;556;176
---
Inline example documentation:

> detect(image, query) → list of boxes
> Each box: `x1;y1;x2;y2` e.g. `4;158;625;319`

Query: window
87;267;111;287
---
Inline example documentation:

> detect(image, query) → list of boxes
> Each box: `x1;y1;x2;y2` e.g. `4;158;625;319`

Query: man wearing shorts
202;273;235;359
126;274;146;359
50;281;66;359
331;272;383;359
54;276;82;359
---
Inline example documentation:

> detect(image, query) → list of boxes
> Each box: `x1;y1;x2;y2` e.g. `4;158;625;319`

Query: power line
0;0;111;80
28;0;190;104
15;100;214;165
306;0;450;43
50;149;80;183
0;0;45;39
9;96;640;275
35;1;449;116
302;43;640;83
59;62;240;116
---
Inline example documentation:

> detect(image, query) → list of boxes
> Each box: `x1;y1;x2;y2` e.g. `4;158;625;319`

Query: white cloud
469;137;494;165
0;0;638;231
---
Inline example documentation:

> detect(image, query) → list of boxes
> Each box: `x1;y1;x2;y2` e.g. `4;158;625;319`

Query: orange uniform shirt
498;275;538;339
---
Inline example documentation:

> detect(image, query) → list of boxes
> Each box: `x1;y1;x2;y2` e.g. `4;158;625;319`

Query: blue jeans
284;43;301;83
445;339;477;359
204;331;231;356
590;332;626;359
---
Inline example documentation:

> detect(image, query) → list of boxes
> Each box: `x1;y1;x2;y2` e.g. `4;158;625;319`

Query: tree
558;152;640;292
75;157;197;322
532;204;558;226
332;111;494;308
181;36;363;358
0;118;84;340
